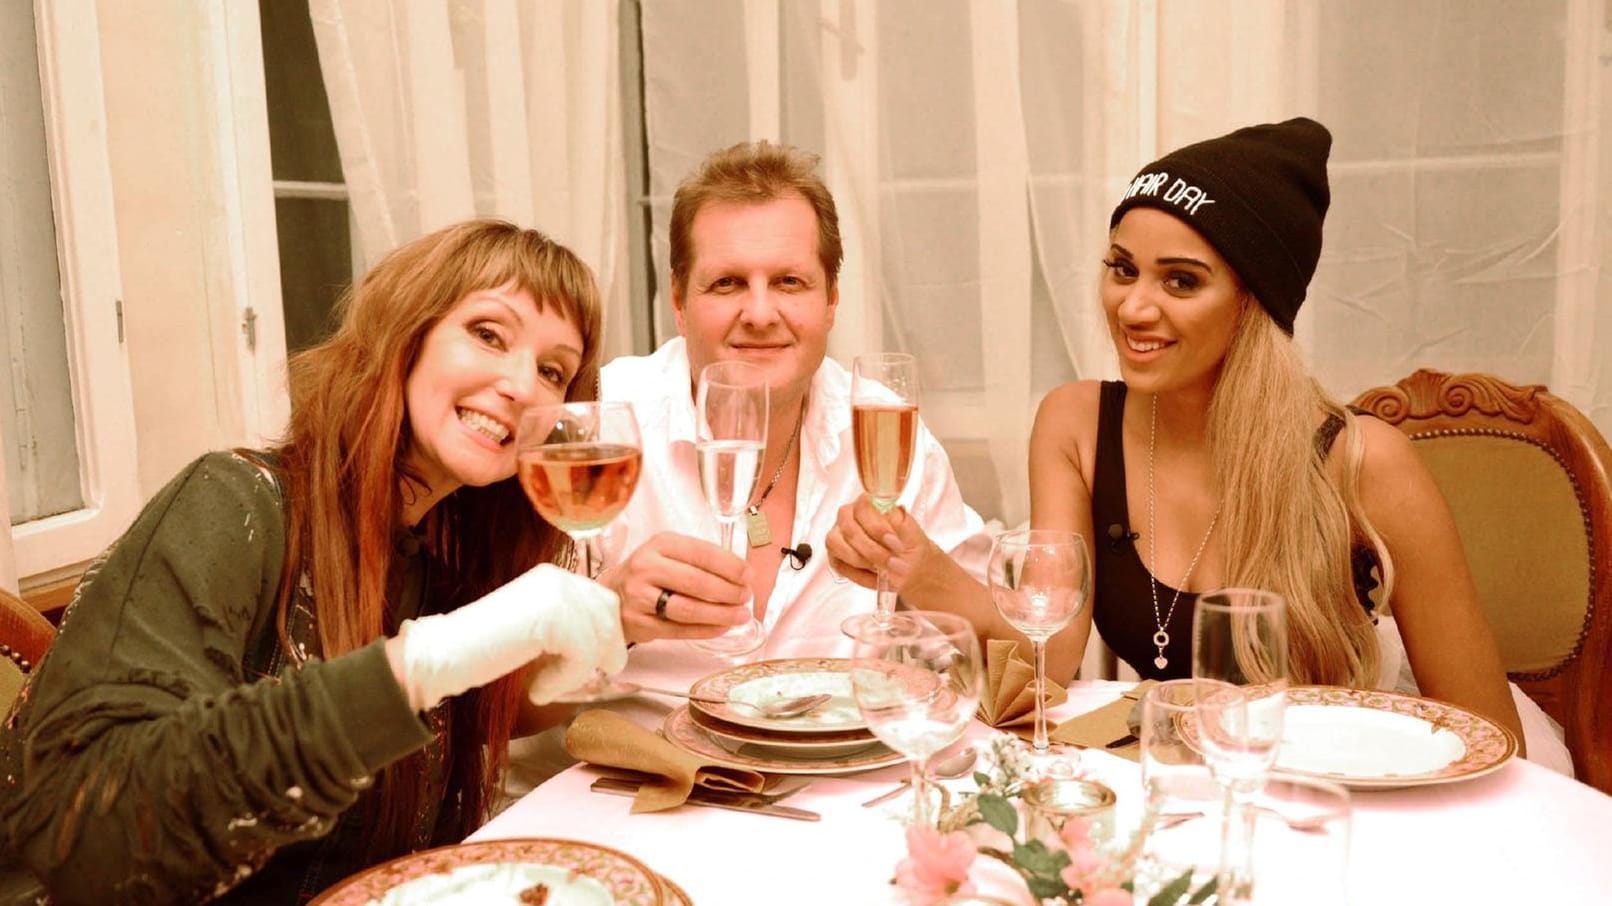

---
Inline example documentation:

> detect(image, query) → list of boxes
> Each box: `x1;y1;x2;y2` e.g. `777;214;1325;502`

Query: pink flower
1057;816;1094;851
1052;817;1108;891
894;824;977;906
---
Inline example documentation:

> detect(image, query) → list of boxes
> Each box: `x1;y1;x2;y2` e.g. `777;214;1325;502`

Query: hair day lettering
1119;171;1216;217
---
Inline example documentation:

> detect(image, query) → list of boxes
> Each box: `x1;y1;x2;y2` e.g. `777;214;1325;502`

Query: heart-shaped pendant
1154;655;1168;670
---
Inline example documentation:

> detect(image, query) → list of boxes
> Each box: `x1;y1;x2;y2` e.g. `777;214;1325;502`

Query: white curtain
307;0;634;360
638;0;1612;532
305;0;1612;527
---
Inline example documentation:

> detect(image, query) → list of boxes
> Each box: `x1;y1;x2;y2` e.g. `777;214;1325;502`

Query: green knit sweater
0;452;442;904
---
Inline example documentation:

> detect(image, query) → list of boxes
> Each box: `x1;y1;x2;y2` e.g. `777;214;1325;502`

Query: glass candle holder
1022;778;1117;844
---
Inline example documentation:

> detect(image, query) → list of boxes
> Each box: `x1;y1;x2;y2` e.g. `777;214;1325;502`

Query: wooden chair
1352;369;1612;794
1;588;55;712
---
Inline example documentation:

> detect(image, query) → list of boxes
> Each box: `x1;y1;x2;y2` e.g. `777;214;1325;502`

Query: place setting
657;656;909;775
308;836;691;906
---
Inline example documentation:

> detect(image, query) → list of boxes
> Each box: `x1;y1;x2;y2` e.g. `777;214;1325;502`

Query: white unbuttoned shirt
596;337;991;691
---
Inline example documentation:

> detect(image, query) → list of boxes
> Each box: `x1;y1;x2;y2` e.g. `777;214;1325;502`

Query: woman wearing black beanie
828;117;1535;754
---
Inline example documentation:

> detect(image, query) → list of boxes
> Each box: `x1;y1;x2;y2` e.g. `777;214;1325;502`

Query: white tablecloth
473;682;1612;904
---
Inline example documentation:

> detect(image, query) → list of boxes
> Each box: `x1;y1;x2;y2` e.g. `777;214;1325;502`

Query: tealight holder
1022;778;1117;843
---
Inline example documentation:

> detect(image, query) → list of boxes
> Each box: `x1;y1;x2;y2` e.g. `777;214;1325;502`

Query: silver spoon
624;683;834;719
861;747;980;807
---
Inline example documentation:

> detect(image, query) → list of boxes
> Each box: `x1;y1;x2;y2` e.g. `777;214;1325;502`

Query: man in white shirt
594;140;989;685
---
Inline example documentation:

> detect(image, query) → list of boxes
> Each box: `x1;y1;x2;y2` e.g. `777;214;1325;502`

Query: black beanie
1108;117;1332;334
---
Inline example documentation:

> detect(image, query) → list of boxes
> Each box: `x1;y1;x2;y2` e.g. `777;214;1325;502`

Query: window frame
7;1;141;581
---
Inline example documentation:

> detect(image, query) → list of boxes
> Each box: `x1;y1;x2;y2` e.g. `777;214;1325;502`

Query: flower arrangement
892;735;1217;906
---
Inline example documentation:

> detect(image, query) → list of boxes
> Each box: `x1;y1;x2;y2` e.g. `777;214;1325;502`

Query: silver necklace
1146;394;1219;670
743;401;804;548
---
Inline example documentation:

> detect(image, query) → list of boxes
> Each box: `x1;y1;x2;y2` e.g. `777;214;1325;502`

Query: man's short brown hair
668;141;842;297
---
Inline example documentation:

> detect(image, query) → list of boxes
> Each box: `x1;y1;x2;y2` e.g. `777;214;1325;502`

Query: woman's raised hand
388;563;628;709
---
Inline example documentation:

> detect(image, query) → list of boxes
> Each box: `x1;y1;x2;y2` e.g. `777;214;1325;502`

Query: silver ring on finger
654;587;673;621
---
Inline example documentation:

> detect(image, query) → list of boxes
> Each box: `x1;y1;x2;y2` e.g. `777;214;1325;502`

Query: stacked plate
662;657;907;775
310;837;690;905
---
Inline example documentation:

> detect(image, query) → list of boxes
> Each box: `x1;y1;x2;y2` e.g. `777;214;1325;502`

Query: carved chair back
1352;369;1612;793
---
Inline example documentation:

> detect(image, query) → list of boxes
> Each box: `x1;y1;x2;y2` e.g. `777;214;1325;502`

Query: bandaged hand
395;563;627;710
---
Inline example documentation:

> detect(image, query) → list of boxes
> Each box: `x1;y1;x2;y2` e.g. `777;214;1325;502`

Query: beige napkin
976;638;1069;737
563;709;767;812
1048;679;1157;762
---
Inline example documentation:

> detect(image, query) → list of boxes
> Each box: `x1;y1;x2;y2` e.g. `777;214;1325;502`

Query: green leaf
1147;870;1195;906
1026;874;1070;900
972;771;992;786
1187;876;1218;904
1011;839;1071;877
978;793;1018;836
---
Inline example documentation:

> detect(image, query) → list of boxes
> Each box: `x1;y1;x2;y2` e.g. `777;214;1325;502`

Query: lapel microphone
1107;523;1139;551
781;543;813;570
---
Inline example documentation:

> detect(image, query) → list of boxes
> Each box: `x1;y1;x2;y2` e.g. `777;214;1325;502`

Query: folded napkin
564;709;766;812
1048;680;1158;762
977;638;1069;735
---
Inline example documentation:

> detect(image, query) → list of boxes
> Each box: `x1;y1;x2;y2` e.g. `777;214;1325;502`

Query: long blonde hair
1207;303;1390;687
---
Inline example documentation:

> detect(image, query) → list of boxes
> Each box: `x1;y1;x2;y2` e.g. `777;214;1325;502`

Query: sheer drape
639;0;1611;533
305;0;1611;528
308;0;633;358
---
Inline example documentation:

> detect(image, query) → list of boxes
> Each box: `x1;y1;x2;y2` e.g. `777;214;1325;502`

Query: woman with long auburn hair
0;219;628;903
827;119;1577;765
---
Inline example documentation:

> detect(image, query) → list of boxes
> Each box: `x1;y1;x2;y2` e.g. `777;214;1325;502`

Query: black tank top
1089;382;1378;680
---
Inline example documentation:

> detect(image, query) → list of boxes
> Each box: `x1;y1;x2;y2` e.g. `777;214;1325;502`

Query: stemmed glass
691;361;768;655
848;611;983;827
1191;588;1290;905
841;352;920;637
517;400;643;701
987;528;1090;775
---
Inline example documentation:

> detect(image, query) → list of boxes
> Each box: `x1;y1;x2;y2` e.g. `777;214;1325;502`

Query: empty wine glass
847;611;983;827
517;400;643;701
1191;588;1290;905
691;361;768;655
841;352;920;637
987;528;1090;776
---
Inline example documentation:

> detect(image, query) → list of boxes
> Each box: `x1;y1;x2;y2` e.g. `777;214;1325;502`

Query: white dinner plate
663;706;905;774
688;658;868;733
1271;686;1517;788
1180;685;1517;790
308;838;664;906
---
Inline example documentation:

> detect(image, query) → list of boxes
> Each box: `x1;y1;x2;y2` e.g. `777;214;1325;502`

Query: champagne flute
987;528;1090;774
847;611;983;827
841;352;920;637
517;401;643;701
1191;588;1289;906
691;361;768;655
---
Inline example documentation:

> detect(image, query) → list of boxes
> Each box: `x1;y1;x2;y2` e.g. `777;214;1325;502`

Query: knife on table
588;777;822;822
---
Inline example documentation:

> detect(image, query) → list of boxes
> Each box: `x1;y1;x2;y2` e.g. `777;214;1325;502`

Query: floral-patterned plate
689;657;866;733
664;705;906;774
308;838;663;905
686;701;881;759
689;656;940;734
1182;685;1518;789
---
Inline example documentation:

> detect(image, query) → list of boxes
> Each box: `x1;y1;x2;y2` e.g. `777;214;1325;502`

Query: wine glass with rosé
517;400;643;700
841;352;920;638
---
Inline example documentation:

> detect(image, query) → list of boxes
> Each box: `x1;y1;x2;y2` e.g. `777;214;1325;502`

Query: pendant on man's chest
745;506;772;547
